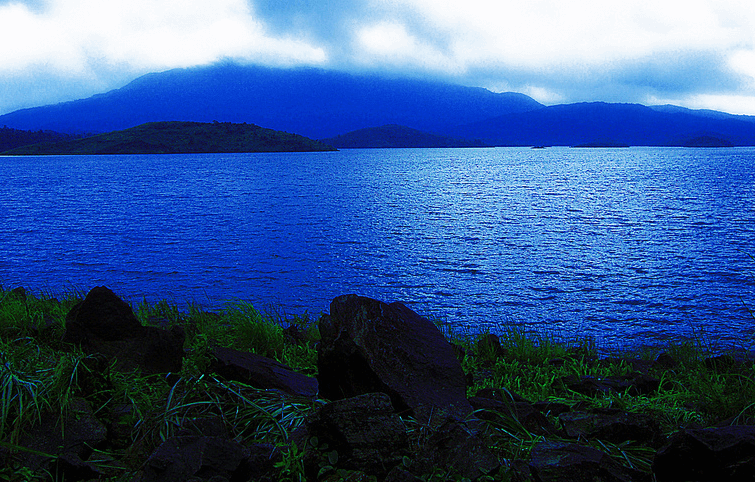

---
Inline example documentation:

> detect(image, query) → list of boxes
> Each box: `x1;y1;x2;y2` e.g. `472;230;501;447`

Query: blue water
1;147;754;350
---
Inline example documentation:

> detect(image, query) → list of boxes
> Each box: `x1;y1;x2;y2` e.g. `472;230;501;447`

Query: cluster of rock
3;287;755;481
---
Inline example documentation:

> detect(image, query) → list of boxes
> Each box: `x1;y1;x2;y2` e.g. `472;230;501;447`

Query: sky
2;0;755;116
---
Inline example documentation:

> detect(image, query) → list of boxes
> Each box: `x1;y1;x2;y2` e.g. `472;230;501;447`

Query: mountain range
2;62;755;146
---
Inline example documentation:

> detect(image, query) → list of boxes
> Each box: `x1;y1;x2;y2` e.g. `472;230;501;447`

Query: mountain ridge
0;63;543;139
2;62;755;146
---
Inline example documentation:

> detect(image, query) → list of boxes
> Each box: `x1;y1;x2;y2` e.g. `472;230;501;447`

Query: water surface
1;147;754;350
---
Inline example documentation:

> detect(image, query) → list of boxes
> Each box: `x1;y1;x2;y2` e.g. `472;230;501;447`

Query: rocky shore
1;286;754;481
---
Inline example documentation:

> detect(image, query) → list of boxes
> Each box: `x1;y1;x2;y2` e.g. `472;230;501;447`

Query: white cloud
3;0;755;115
0;0;326;75
355;21;462;72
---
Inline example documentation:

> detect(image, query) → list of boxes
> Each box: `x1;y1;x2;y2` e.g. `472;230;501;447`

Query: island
0;121;337;155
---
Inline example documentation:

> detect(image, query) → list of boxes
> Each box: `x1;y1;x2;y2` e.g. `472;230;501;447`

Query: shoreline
1;285;754;480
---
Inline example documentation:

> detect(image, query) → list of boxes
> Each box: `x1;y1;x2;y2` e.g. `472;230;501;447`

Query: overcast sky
2;0;755;116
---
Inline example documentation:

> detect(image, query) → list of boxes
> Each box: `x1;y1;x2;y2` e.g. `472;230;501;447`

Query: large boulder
210;346;318;398
63;286;184;374
653;425;755;481
317;294;471;422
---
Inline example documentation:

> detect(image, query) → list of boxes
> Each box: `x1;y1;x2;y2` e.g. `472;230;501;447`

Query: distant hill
0;126;85;152
0;63;543;139
453;102;755;146
1;121;336;155
321;124;486;148
3;63;755;146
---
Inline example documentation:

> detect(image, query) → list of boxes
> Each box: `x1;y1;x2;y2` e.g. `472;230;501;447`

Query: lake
1;147;754;351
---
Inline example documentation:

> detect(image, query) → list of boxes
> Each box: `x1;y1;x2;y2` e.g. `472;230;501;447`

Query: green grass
1;285;754;481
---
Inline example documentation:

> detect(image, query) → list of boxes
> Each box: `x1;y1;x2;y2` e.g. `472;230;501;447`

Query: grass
0;285;753;481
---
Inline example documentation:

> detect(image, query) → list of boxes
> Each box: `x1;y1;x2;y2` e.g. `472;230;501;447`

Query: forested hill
1;121;336;155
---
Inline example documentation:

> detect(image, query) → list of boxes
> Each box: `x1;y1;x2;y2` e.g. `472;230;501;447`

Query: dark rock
556;372;660;397
63;286;184;374
558;408;659;444
653;352;678;369
470;389;559;436
283;324;308;346
304;393;409;479
317;294;471;422
653;425;755;482
532;401;571;417
136;435;272;482
54;453;106;482
210;346;318;398
15;398;107;472
413;416;501;480
450;342;466;363
10;286;27;301
384;466;423;482
529;441;646;482
64;286;143;341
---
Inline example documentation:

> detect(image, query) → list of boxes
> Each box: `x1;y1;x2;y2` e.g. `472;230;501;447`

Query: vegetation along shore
1;285;754;481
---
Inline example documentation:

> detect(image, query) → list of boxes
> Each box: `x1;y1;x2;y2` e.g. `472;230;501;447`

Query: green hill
1;121;336;155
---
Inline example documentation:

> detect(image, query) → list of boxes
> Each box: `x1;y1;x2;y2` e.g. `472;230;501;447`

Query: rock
54;453;106;482
412;416;501;480
65;286;143;340
653;425;755;482
470;388;559;436
304;393;410;479
532;400;571;417
210;346;318;398
63;286;184;374
10;286;27;301
317;294;471;422
283;324;308;346
555;373;660;397
653;352;678;369
558;408;659;444
384;466;423;482
15;398;107;473
529;441;646;482
136;435;275;482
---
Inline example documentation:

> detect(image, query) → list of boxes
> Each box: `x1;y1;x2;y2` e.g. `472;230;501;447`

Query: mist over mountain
0;63;542;139
2;62;755;146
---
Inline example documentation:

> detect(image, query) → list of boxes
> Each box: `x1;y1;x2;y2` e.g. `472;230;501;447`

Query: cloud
0;0;326;113
2;0;755;115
